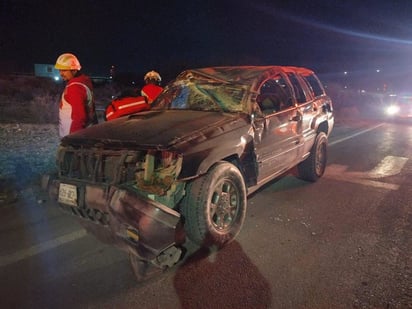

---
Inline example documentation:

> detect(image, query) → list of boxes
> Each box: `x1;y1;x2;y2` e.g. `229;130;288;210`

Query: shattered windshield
151;80;247;113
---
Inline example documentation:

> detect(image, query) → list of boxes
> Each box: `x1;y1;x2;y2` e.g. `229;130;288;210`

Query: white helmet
144;70;161;84
54;53;82;70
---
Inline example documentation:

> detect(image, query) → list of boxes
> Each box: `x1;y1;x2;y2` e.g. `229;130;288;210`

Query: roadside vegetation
0;74;117;124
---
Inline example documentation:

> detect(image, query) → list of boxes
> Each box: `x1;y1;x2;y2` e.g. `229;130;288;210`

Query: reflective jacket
59;74;97;138
141;84;163;104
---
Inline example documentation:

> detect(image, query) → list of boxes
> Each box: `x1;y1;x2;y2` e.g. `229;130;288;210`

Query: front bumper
48;178;184;268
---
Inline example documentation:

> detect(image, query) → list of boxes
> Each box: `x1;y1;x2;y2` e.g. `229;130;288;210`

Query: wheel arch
317;120;329;135
191;136;258;188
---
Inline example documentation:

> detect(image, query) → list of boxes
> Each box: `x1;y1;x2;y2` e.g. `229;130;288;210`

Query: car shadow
173;240;272;309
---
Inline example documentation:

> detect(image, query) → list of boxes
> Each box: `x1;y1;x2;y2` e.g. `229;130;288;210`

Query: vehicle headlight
386;105;400;115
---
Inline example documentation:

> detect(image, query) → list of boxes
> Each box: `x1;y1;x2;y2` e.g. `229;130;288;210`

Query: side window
287;73;308;104
257;75;293;114
303;74;325;98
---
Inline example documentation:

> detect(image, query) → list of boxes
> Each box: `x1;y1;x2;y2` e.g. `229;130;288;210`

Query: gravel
0;123;59;204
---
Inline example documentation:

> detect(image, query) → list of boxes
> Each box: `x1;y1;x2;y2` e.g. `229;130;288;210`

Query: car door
253;73;303;182
286;72;316;150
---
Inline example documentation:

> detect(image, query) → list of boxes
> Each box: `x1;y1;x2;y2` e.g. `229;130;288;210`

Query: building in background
34;64;60;81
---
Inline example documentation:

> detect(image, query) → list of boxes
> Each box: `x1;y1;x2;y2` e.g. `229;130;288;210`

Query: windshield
151;80;247;113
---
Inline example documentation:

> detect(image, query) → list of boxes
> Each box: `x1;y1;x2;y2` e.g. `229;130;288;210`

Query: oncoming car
47;66;334;279
384;94;412;120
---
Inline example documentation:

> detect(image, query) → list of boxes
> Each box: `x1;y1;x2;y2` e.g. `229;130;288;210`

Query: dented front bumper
48;178;184;268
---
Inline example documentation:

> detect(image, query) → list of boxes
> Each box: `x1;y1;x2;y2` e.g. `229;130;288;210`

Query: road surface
0;118;411;308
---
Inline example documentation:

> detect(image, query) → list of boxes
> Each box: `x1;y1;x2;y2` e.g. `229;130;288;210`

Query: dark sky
1;0;412;83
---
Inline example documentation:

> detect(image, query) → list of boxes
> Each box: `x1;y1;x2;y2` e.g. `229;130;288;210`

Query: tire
181;161;247;248
297;132;328;182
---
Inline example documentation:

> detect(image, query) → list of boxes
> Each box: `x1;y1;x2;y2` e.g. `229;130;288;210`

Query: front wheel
297;132;328;182
181;162;247;248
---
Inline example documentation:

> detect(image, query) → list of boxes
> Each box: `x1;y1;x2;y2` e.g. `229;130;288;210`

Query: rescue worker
55;53;98;138
141;70;163;104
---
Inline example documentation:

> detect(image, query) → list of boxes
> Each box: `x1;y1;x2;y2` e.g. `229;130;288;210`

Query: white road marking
368;155;408;178
0;229;87;267
327;124;408;190
324;166;400;190
325;155;409;191
329;123;385;146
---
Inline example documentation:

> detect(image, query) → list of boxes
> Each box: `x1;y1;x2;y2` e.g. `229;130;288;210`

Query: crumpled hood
63;110;248;150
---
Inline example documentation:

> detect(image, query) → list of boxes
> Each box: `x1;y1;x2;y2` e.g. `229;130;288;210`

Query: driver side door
254;74;303;183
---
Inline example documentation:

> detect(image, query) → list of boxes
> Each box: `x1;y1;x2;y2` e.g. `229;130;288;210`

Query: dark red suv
49;66;334;279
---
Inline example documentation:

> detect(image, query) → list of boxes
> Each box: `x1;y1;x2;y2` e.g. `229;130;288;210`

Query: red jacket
141;84;163;104
59;74;96;138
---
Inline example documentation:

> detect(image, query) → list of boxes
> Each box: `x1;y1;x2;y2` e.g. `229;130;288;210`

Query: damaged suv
49;66;334;279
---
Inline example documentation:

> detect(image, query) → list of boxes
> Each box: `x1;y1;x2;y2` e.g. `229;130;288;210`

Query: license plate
58;183;78;207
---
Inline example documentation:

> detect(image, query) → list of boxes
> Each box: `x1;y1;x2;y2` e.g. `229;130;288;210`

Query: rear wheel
181;162;247;248
297;132;328;182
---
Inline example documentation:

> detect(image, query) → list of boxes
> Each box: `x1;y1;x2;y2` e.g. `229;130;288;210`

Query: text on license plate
58;183;78;207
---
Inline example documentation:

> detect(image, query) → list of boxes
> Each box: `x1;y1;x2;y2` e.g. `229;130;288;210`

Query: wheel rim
315;141;326;175
209;178;240;231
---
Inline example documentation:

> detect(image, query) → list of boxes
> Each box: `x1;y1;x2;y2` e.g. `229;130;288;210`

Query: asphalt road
1;118;411;308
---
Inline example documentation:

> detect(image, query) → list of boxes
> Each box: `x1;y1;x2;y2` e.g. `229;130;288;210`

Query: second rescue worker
141;70;163;104
55;53;98;138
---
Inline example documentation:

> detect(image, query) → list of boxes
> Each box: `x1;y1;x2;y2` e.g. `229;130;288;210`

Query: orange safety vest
59;75;96;138
105;96;150;121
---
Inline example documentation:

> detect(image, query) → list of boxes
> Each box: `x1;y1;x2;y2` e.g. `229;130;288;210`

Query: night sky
1;0;412;84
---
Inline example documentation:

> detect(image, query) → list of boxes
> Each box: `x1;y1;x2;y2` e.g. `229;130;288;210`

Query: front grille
57;146;144;185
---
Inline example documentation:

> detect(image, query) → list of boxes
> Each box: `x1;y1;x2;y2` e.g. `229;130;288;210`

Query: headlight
386;105;400;115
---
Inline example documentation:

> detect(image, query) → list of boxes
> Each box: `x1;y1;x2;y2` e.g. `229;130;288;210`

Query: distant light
54;76;60;81
344;71;348;75
376;69;380;73
361;89;365;93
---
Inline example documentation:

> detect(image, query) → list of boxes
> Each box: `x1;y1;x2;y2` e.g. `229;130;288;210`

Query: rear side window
287;73;308;104
303;74;324;97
